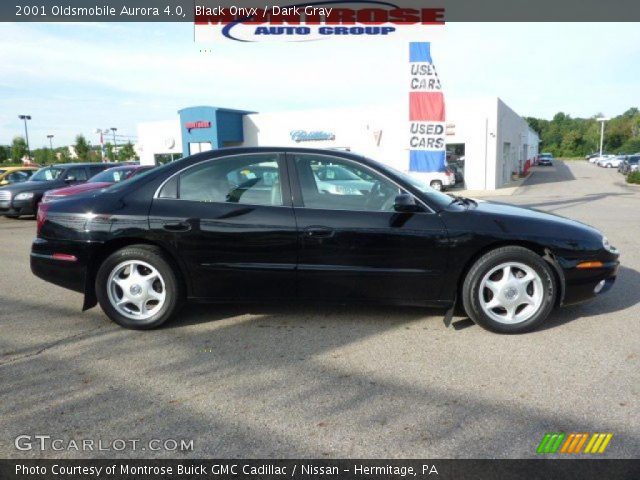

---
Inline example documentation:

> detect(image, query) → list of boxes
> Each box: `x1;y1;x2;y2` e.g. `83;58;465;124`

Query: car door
288;152;449;303
149;152;298;300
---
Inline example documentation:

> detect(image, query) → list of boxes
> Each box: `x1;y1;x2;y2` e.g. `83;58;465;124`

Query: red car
42;165;153;203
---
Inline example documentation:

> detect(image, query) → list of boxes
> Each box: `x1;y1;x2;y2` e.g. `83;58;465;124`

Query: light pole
597;117;609;158
18;114;32;161
47;134;54;164
110;127;118;160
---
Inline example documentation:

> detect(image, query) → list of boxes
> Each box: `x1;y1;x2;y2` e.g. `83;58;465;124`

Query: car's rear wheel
96;245;183;329
462;246;556;333
430;180;443;191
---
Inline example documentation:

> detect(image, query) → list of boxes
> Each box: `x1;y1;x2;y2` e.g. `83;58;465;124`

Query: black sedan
0;162;117;218
31;148;619;333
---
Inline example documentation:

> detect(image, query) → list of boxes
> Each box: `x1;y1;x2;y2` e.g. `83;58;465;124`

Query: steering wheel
366;180;396;211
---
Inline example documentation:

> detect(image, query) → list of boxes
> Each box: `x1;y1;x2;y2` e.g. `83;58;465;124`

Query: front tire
462;246;556;333
95;245;183;329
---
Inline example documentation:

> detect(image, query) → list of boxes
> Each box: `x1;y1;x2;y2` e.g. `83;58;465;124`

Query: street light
597;117;609;158
18;115;32;161
47;134;54;163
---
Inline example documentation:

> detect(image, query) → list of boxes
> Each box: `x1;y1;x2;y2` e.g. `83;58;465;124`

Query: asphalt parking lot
0;160;638;459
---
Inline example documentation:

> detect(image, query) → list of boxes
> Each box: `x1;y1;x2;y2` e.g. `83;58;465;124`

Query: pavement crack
0;326;107;367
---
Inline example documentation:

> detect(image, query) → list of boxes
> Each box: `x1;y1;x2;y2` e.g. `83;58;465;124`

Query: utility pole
18;115;32;161
597;117;609;158
110;127;118;160
47;134;54;164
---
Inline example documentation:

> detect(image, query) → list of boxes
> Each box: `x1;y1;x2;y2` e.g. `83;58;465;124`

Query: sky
1;22;639;147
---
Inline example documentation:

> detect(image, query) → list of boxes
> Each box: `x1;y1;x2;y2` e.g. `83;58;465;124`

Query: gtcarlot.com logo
14;435;194;452
537;432;613;454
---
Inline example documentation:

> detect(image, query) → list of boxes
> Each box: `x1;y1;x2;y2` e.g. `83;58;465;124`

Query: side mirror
64;176;76;183
394;193;421;213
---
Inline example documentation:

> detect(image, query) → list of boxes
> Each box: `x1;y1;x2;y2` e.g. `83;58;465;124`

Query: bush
627;171;640;184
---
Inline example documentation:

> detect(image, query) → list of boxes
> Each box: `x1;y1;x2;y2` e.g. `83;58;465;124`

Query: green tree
33;148;49;166
105;142;116;162
57;149;71;163
118;142;138;161
11;137;28;163
74;134;90;161
0;145;9;163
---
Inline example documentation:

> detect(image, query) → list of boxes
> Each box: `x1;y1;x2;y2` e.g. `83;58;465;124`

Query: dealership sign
290;130;335;142
195;2;444;42
185;121;212;132
408;42;446;173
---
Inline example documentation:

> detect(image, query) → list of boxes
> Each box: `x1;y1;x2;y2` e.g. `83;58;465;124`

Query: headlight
14;192;34;201
602;236;618;254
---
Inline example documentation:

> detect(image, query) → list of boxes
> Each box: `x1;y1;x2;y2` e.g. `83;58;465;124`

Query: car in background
585;153;600;161
448;163;465;184
0;163;117;218
0;166;38;186
589;154;614;164
619;155;640;175
597;156;625;169
409;169;456;191
313;164;374;195
42;165;153;203
538;153;554;166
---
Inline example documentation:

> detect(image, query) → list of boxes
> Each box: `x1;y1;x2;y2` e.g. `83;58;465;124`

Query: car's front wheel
95;245;183;329
462;246;556;333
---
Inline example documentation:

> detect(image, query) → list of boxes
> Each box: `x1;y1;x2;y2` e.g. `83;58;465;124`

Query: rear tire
95;245;183;329
462;246;556;333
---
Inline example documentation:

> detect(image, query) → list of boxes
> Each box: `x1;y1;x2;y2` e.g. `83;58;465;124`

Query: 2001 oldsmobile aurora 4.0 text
31;147;619;333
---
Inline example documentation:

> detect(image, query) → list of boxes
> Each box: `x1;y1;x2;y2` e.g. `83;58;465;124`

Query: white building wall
137;120;182;166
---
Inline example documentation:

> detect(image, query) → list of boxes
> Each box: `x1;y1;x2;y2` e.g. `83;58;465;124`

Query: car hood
0;181;62;194
466;200;603;241
46;182;112;197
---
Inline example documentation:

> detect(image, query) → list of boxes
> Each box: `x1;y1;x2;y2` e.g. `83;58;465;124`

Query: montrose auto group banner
408;42;446;173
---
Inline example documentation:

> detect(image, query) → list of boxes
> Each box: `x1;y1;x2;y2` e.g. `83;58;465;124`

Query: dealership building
137;97;538;191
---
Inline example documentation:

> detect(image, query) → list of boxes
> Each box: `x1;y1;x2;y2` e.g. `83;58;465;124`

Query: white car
408;169;456;191
590;154;614;164
597;156;625;168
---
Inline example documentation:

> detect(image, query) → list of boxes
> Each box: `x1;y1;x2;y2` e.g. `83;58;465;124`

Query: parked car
42;165;153;203
0;163;117;218
538;153;554;166
0;166;38;186
448;164;464;184
585;153;600;161
313;164;374;195
410;169;456;191
619;155;640;175
589;154;614;164
31;147;619;334
597;155;625;168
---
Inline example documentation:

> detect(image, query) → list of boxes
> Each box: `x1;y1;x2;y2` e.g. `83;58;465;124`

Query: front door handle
304;226;334;238
162;221;191;232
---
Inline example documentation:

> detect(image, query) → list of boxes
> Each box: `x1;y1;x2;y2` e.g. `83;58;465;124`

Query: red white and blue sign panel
408;42;446;172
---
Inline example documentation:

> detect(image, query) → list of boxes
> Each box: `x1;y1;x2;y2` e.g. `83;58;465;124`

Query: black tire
462;246;557;333
95;245;183;329
430;180;443;191
5;215;19;219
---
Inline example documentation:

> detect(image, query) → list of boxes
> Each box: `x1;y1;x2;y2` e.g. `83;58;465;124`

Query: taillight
36;203;50;236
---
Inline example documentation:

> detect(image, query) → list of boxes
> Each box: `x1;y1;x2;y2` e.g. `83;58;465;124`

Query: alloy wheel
478;262;544;324
107;260;166;321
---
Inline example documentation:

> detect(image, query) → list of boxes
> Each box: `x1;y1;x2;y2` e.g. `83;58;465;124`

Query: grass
627;171;640;184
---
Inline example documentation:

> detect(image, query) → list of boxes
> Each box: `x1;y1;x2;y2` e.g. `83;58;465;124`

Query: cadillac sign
290;130;336;142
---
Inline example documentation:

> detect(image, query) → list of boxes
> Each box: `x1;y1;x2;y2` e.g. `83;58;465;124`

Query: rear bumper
561;260;619;306
30;237;93;293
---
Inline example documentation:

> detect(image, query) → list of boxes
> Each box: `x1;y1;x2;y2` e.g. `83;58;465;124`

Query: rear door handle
162;221;191;232
304;226;334;238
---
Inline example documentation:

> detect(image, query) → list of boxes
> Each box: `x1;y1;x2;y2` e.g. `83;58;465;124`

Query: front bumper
561;259;619;305
0;198;35;216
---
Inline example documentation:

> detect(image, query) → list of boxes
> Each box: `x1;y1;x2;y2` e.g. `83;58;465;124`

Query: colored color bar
549;433;565;453
409;42;432;63
560;434;575;453
598;434;613;453
409;92;445;122
574;433;589;454
584;433;598;453
537;433;552;454
591;433;606;453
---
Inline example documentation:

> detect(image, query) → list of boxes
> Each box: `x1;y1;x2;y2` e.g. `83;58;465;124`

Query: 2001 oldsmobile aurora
31;147;619;333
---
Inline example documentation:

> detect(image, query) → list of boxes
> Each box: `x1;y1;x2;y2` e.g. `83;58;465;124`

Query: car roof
50;162;119;168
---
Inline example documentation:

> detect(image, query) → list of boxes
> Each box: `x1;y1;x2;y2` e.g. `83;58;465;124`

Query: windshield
378;164;455;210
540;153;553;158
89;168;134;184
30;167;64;182
102;165;160;193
